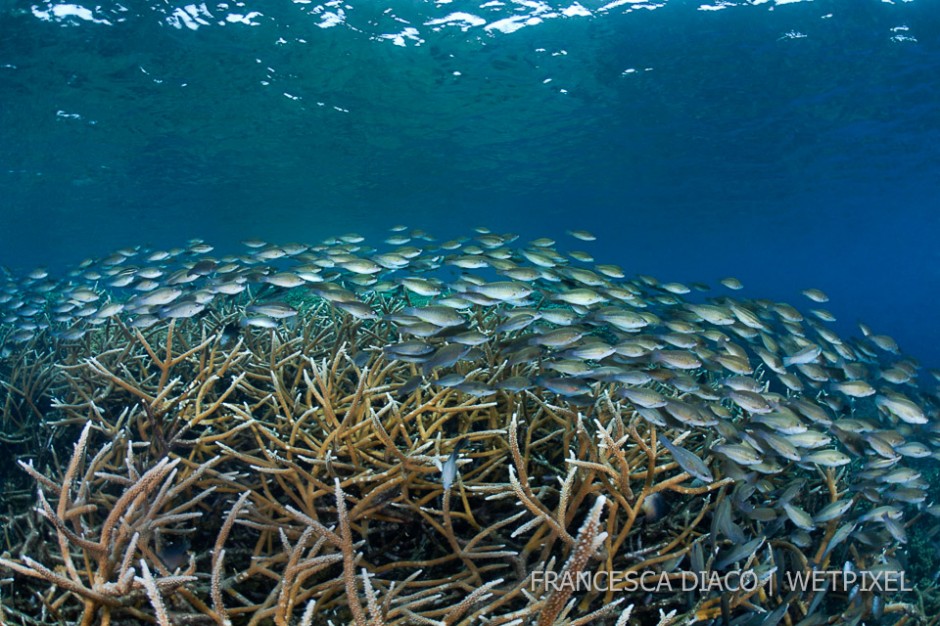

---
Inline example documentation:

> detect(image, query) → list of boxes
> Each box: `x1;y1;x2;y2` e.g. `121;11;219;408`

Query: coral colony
1;227;938;625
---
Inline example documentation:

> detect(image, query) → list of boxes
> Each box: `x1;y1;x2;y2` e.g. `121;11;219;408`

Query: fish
879;467;920;484
566;229;596;241
333;301;378;320
264;272;306;288
716;536;764;569
564;341;615;361
894;441;930;458
422;344;470;376
241;315;278;329
713;443;763;466
783;345;821;366
568;250;594;263
453;381;495;397
471;281;535;303
662;282;690;295
135;287;183;307
158;300;206;319
753;430;801;462
801;449;851;467
551;288;606;306
495;375;532;392
536;376;592;397
875;393;927;424
801;288;829;303
450;330;489;346
594;264;625;278
729;303;766;330
810;309;836;322
400;277;442;297
529;327;584;348
752;411;807;435
822;522;856;558
340;259;383;275
652;350;702;370
833;380;875;398
404;306;465;328
726;390;773;414
686;303;736;326
494;312;540;333
94;302;125;319
857;506;903;523
787;399;832;427
596;308;649;332
870;334;899;353
396;375;424;397
245;302;297;319
218;322;241;348
885;487;926;504
783;502;815;531
156;538;191;571
786;430;831;449
618;387;667;409
663;399;716;427
812;499;853;524
659;434;714;483
439;439;469;491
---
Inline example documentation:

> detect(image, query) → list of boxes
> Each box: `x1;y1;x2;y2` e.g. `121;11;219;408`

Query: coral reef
0;231;937;625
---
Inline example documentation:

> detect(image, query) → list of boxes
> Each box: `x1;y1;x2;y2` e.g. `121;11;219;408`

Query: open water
1;0;938;367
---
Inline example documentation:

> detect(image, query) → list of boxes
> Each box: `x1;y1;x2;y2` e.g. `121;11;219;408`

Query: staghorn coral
0;227;937;626
0;306;927;626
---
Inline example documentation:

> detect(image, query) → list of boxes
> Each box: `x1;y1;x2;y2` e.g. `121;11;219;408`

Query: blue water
1;0;938;368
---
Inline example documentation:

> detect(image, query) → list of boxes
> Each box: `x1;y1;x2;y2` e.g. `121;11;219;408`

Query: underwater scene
1;1;940;625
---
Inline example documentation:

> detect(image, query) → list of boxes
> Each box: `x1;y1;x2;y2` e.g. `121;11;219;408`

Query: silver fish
659;434;714;483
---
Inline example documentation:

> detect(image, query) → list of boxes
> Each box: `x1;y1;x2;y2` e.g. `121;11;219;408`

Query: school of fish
1;225;939;563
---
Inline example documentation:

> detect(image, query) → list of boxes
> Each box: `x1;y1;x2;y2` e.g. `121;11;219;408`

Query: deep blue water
1;0;938;368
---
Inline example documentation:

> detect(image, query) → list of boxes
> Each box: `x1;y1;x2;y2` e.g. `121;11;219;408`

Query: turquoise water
2;5;940;624
1;0;938;367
